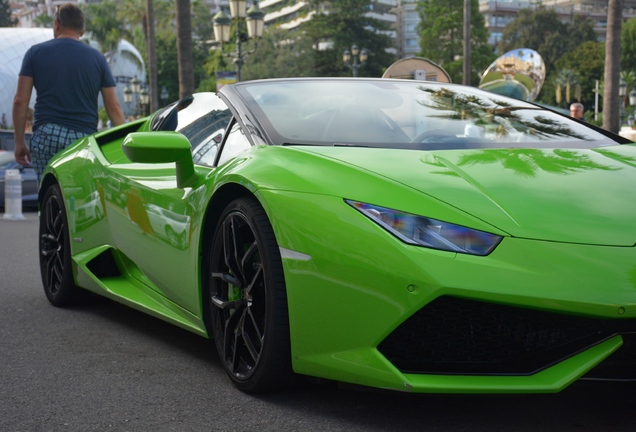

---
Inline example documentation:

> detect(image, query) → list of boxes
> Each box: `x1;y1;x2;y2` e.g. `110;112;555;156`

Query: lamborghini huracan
39;78;636;393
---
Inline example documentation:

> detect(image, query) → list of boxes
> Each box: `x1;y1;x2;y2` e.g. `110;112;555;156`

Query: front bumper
267;192;636;393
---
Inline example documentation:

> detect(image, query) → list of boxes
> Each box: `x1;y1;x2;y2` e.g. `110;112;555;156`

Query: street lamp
619;79;628;97
140;87;150;116
620;78;628;125
131;76;141;95
128;76;143;117
629;89;636;106
213;0;264;82
343;44;368;77
123;85;132;114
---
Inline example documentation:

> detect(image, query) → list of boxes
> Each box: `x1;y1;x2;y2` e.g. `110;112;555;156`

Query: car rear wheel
39;184;83;306
207;197;293;393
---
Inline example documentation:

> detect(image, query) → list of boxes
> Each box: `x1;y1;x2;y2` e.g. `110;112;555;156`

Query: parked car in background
0;150;38;210
0;130;31;152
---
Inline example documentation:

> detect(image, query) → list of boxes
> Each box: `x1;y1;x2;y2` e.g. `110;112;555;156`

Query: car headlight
347;200;502;256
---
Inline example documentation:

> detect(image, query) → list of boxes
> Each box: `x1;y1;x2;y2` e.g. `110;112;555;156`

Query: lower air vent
378;296;636;376
86;248;121;278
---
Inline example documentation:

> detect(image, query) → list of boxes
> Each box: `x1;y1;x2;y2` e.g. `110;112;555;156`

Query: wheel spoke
53;213;64;242
241;307;263;362
41;196;64;293
210;293;242;310
210;271;239;287
241;241;263;296
222;305;244;373
46;257;55;290
244;264;262;298
44;199;54;233
240;241;258;279
223;216;243;286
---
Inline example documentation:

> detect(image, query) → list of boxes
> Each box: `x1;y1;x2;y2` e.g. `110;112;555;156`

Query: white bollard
3;169;26;221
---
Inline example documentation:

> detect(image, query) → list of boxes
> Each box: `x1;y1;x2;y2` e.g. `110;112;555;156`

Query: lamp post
130;76;142;117
627;89;636;129
123;85;132;115
343;44;368;77
131;76;141;95
620;78;627;125
140;87;150;116
213;0;264;82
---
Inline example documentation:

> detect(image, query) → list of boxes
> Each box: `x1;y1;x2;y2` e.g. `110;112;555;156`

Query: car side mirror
122;132;198;188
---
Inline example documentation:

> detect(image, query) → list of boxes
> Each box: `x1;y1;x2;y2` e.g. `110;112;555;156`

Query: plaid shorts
30;123;87;181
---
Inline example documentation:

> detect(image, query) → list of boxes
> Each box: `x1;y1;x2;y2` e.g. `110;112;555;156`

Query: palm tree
176;0;195;98
603;0;623;133
118;0;160;112
462;0;471;85
146;0;158;111
554;69;581;106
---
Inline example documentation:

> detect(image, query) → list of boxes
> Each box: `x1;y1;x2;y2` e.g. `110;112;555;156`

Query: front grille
378;296;636;375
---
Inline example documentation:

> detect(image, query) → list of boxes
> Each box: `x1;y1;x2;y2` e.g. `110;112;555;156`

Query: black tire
206;197;294;393
39;184;84;306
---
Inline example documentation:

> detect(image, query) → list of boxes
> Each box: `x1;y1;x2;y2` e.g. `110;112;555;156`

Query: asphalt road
2;212;635;432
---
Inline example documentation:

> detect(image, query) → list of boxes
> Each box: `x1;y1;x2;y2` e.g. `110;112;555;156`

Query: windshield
235;80;615;150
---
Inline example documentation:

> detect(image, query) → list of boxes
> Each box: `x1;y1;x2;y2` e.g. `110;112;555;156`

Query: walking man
12;3;125;181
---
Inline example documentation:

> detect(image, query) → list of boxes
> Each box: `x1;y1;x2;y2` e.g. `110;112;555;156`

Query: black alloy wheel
207;197;293;393
39;184;83;306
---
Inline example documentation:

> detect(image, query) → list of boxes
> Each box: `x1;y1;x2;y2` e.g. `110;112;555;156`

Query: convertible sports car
40;78;636;394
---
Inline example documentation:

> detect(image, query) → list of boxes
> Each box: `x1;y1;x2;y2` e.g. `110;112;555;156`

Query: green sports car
39;78;636;394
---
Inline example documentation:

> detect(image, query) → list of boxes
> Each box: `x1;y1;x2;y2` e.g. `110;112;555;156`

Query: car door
106;93;233;314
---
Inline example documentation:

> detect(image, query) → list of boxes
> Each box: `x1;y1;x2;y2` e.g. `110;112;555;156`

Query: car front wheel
206;197;293;393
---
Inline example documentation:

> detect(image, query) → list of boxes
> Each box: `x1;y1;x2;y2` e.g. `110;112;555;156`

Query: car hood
303;144;636;246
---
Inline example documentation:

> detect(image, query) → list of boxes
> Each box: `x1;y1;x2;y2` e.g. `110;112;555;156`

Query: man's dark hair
55;3;84;32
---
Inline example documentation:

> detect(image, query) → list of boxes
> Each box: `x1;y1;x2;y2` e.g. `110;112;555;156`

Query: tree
156;31;180;102
304;0;396;77
175;0;194;98
83;1;124;52
146;0;158;111
241;28;316;80
553;69;581;106
462;0;471;85
621;18;636;74
603;0;623;133
417;0;494;84
499;7;596;77
191;0;214;44
0;0;17;27
33;13;54;28
546;41;605;110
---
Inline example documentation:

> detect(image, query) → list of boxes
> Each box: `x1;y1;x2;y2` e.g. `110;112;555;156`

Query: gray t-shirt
19;38;115;134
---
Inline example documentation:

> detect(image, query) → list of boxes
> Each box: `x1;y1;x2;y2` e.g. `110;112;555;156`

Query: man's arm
101;86;126;127
12;75;33;165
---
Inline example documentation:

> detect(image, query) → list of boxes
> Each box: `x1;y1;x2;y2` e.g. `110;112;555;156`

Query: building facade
391;0;636;59
480;0;636;47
